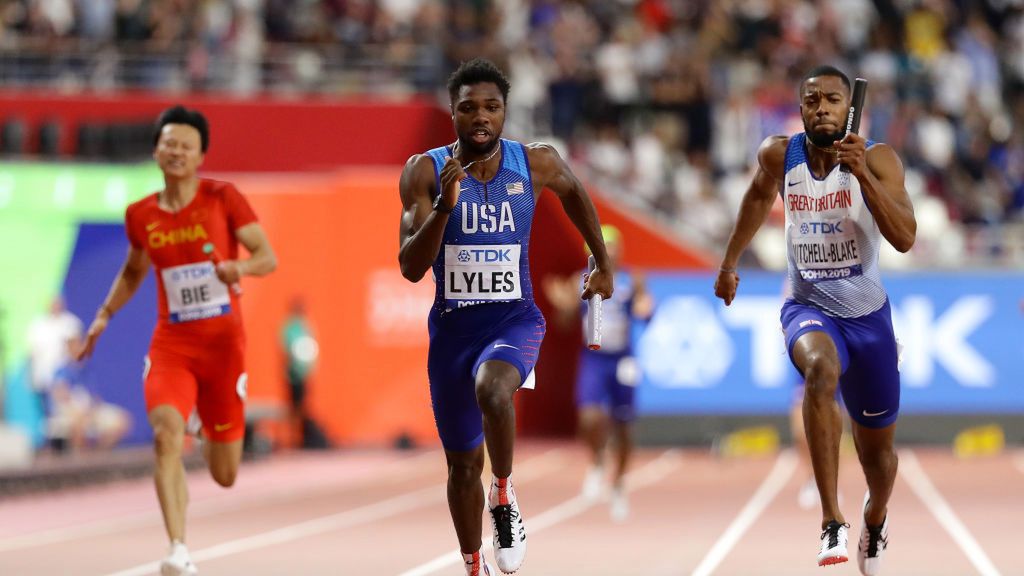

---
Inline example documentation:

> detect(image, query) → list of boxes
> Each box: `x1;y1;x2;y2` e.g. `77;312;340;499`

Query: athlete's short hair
799;65;851;96
447;58;511;104
153;105;210;152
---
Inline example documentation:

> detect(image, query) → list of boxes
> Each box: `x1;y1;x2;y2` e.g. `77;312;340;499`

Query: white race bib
444;244;521;303
161;261;231;323
790;219;863;283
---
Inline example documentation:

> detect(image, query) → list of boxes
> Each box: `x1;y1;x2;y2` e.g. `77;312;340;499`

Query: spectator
26;295;82;418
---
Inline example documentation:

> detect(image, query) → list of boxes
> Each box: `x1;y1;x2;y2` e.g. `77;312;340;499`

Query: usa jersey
426;139;536;313
783;133;886;318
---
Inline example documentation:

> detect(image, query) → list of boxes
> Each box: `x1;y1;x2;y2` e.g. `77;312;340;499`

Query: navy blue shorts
575;350;636;423
427;301;546;451
781;299;900;429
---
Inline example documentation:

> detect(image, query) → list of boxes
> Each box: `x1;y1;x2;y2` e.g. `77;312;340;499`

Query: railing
0;38;443;95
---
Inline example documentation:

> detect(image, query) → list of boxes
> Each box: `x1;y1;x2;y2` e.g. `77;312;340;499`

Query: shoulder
524;141;560;163
125;193;158;221
201;178;242;200
865;142;905;174
757;135;789;167
401;153;440;188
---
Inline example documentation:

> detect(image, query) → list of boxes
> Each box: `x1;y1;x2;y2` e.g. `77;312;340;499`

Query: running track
0;443;1019;575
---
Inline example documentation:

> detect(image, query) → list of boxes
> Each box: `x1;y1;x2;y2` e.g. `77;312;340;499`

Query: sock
463;550;481;576
490;474;512;507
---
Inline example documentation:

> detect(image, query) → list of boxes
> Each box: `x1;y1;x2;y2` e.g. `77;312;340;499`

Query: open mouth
471;128;491;144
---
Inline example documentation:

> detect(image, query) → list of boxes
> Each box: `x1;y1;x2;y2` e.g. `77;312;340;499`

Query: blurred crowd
2;0;1023;267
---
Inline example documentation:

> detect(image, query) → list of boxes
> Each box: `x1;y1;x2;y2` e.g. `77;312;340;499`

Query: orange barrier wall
233;170;713;446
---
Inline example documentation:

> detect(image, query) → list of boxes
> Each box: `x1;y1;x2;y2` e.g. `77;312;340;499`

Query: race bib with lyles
161;261;231;323
444;244;521;307
791;218;863;282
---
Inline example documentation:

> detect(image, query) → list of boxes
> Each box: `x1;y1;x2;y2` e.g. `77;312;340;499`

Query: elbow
894;230;916;253
265;254;278;274
399;258;425;283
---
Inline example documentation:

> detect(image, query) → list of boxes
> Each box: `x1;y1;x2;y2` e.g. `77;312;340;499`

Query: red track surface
0;443;1018;576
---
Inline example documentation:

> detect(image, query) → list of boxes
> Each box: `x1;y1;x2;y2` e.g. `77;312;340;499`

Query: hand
835;132;868;178
714;268;740;306
582;266;614;301
77;314;109;360
215;260;243;285
438;156;465;211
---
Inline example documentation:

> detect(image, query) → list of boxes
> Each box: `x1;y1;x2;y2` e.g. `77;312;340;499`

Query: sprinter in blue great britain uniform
398;59;613;576
714;66;916;575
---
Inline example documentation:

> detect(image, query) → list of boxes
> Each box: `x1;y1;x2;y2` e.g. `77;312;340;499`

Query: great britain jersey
426;139;536;313
783;133;887;318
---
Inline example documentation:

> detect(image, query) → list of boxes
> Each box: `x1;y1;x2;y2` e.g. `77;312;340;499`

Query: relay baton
839;77;868;174
202;242;243;295
585;255;603;350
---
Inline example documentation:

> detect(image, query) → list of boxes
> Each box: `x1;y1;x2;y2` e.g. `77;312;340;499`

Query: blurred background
0;0;1021;486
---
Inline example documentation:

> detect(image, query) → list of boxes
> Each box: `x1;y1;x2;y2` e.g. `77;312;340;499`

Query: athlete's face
154;124;204;180
451;82;505;155
800;76;850;149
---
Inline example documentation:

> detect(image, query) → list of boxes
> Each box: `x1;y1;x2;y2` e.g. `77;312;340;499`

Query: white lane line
397;449;683;576
689;449;798;576
0;449;442;553
99;449;565;576
899;450;1002;576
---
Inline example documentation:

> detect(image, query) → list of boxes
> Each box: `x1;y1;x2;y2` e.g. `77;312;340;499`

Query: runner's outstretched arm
528;143;613;300
78;245;151;360
715;136;787;306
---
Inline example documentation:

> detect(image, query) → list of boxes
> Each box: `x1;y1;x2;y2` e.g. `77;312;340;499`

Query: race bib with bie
161;261;231;323
444;244;521;307
790;218;863;283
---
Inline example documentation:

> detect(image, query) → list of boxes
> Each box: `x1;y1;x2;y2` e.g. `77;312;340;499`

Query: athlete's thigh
781;299;849;377
838;303;900;429
428;330;486;452
144;347;199;422
206;438;244;474
472;306;546;385
194;339;247;443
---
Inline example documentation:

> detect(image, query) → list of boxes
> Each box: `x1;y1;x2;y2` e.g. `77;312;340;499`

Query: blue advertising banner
636;271;1024;415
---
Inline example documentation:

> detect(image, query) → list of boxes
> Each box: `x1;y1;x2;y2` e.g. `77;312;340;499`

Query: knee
210;465;238;488
859;444;897;472
448;457;484;486
802;353;839;398
151;423;184;457
475;378;513;416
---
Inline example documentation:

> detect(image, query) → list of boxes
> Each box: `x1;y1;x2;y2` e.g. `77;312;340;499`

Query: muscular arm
719;136;788;270
527;143;613;299
398;154;447;282
235;223;278;276
857;144;916;253
102;246;151;316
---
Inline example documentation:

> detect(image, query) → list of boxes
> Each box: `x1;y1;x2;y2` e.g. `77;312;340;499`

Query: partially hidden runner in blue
398;58;614;576
714;65;916;575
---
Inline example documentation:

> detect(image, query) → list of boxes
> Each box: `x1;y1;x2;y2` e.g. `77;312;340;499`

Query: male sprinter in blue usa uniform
398;59;613;576
715;66;915;574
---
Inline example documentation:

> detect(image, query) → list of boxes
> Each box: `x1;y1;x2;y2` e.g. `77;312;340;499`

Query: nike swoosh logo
788;180;802;187
214;423;233;432
145;222;160;231
493;344;519;350
862;409;888;417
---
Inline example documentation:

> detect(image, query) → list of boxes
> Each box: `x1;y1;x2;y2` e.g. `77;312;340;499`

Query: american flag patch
506;182;525;195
